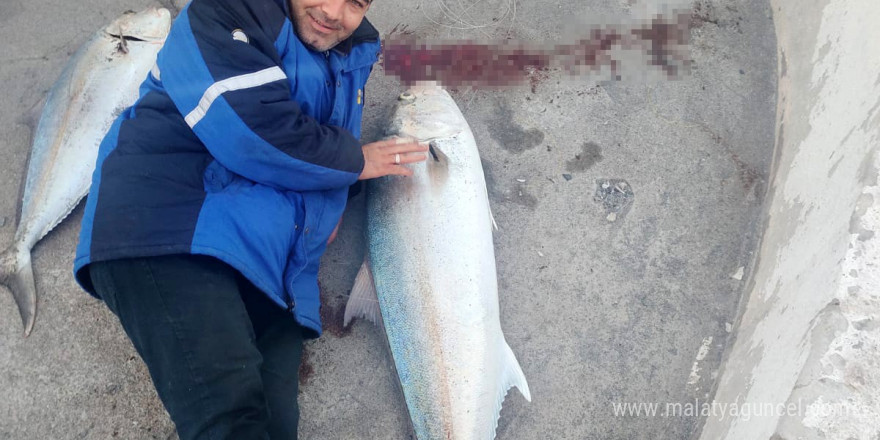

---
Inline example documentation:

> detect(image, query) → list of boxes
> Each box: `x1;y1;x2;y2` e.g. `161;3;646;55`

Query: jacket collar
331;18;379;56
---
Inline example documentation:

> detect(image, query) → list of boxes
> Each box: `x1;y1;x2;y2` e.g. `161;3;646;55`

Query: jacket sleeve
155;0;364;192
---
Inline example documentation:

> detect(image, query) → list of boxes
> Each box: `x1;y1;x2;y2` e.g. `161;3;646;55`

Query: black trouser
90;254;303;440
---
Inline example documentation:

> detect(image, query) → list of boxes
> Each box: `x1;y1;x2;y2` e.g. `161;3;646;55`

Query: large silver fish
0;8;171;336
345;85;531;439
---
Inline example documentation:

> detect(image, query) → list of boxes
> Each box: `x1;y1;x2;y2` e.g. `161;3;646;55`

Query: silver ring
394;153;401;165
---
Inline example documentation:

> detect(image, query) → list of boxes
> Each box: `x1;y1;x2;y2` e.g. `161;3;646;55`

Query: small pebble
606;212;617;222
731;266;745;280
516;178;526;183
562;174;573;181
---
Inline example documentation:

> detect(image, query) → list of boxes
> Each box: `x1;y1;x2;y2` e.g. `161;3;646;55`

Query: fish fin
1;246;37;336
492;342;531;439
426;141;450;185
343;260;383;328
500;341;531;401
18;95;46;131
427;141;449;165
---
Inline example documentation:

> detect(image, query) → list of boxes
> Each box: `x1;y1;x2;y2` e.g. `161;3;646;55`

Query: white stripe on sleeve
184;67;287;128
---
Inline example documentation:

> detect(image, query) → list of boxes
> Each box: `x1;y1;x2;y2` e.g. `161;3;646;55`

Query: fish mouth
105;31;165;55
104;7;171;43
105;32;148;42
105;30;168;42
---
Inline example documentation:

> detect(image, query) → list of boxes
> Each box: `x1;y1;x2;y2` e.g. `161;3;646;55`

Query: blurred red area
381;13;691;87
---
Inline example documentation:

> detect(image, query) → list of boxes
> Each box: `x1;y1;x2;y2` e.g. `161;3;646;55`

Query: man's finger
381;137;424;149
384;142;430;155
392;167;414;177
395;152;428;165
370;137;417;149
383;164;414;176
391;136;419;146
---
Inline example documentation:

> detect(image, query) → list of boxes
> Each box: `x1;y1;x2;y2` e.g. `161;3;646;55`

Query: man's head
289;0;371;52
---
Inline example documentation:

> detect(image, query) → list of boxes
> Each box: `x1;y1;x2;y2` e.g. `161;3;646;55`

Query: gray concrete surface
699;1;880;439
0;0;777;438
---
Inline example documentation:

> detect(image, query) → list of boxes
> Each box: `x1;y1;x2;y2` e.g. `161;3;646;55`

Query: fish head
104;7;172;43
386;83;465;143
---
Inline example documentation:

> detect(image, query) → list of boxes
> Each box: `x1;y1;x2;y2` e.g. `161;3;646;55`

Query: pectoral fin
426;141;450;185
343;259;384;329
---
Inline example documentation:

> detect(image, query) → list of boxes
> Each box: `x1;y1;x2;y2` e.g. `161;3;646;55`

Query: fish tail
1;245;37;336
500;342;531;402
491;342;531;439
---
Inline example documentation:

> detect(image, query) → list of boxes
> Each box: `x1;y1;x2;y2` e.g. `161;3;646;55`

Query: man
73;0;426;438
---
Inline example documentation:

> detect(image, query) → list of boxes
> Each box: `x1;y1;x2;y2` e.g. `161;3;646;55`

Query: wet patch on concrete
482;160;538;210
488;99;545;154
697;122;764;194
481;158;501;201
566;142;604;172
511;184;538;210
595;178;635;221
691;1;720;28
318;280;352;338
691;0;744;32
729;152;762;193
649;255;689;278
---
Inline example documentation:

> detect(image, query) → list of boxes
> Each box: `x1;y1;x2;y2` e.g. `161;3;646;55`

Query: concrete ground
0;0;777;439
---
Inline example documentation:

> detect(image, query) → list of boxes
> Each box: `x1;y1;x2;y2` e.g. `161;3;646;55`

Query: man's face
289;0;371;52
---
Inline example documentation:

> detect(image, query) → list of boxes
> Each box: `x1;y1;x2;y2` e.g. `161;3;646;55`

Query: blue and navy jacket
74;0;381;337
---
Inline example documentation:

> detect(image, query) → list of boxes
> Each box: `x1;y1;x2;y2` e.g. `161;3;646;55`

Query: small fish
0;8;171;336
345;84;530;439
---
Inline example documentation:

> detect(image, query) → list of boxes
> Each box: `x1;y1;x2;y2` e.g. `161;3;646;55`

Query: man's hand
359;138;429;180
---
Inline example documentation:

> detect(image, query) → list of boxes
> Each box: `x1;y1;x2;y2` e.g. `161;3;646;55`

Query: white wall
699;0;880;439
